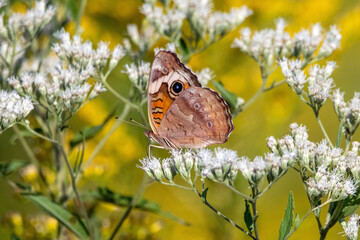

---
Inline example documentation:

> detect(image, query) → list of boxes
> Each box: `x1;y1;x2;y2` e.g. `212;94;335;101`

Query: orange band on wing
150;84;174;129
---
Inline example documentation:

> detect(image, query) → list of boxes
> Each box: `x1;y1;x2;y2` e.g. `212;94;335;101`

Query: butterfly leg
147;144;164;158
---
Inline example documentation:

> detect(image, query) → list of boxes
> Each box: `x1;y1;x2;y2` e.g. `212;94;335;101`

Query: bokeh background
1;0;360;239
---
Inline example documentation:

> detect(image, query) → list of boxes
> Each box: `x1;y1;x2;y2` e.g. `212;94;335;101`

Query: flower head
0;90;33;132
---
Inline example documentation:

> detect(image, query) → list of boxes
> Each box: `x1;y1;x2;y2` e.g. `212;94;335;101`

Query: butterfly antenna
114;117;148;129
130;118;148;129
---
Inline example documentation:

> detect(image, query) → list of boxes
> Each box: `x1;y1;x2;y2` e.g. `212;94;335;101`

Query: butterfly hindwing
157;86;234;148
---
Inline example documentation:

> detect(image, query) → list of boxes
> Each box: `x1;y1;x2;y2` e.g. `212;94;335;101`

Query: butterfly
145;50;234;150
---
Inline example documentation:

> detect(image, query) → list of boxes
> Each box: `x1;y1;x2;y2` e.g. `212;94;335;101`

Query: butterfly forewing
147;51;201;133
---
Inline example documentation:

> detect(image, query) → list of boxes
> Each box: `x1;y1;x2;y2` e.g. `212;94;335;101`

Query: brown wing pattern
147;51;201;133
157;86;234;149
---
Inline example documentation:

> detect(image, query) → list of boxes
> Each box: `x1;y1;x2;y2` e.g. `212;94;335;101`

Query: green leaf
65;0;79;21
179;38;189;58
23;193;89;239
340;193;360;218
92;187;190;226
10;233;20;240
294;214;300;230
212;80;240;116
0;160;28;177
244;201;254;233
279;192;294;240
201;188;208;203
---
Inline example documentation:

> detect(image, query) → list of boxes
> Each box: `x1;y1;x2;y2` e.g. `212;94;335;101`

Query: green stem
255;170;288;200
263;79;286;92
242;81;266;111
315;116;333;148
101;76;138;109
192;186;256;239
284;200;331;240
20;122;58;143
108;174;150;240
59;145;94;240
161;182;193;190
251;187;260;240
345;138;351;153
75;0;87;35
335;120;344;148
223;183;253;202
13;125;39;166
12;125;54;199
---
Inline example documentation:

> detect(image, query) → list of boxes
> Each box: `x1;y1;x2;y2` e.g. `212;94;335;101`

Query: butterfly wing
147;51;201;134
157;86;234;149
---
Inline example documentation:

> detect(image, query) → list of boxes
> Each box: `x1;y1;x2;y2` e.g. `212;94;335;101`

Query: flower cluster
332;90;360;140
342;214;360;240
267;123;359;203
139;147;294;187
52;29;124;72
122;61;150;93
0;1;56;81
0;0;55;39
8;67;105;114
279;59;336;112
0;90;33;132
141;0;252;45
232;19;341;76
5;29;125;115
0;0;6;8
195;68;215;86
123;24;158;57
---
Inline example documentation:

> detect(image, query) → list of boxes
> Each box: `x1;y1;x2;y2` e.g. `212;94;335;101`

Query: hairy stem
316;116;333;148
59;145;94;239
13;125;53;197
242;81;266;111
101;78;138;109
75;0;87;35
251;187;260;240
192;186;256;239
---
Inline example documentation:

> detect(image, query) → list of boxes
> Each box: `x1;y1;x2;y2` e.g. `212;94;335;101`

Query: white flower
195;68;215;86
342;214;360;240
111;44;125;62
138;157;163;182
319;25;341;57
0;90;34;131
236;156;266;185
123;61;150;92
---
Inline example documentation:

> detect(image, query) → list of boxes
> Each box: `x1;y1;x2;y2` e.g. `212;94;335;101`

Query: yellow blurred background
1;0;360;239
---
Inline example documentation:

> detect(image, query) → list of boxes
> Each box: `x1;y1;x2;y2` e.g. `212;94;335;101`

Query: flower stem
284;200;331;240
251;187;260;239
75;0;87;35
192;186;256;239
263;79;286;92
316;116;333;148
59;145;94;240
223;183;253;202
12;125;53;197
20;122;58;143
100;75;138;109
242;81;266;111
